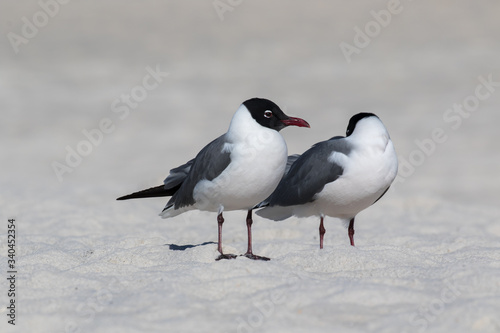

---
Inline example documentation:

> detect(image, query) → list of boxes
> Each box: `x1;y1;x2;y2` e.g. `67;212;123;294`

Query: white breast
193;106;288;212
290;128;397;220
315;135;398;219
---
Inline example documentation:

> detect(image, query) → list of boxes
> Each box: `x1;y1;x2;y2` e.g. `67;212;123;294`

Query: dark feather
117;135;231;207
116;184;178;200
163;134;232;211
263;137;352;207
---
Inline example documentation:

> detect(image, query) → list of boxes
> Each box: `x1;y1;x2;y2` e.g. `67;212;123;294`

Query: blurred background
3;4;500;331
1;0;499;222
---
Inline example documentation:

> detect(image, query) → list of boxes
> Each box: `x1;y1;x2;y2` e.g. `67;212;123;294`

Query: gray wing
264;137;351;207
252;154;301;209
163;159;195;189
164;134;231;210
285;154;301;174
116;160;195;201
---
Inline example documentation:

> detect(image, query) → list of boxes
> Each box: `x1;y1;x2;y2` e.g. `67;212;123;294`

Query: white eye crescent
264;110;273;118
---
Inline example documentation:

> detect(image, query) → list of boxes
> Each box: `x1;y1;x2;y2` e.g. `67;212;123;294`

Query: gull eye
264;110;273;118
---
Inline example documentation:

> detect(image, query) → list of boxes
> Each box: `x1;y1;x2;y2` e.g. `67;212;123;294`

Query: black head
243;98;310;132
345;112;378;137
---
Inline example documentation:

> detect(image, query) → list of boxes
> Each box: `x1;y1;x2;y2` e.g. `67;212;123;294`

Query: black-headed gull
256;113;397;249
117;98;310;260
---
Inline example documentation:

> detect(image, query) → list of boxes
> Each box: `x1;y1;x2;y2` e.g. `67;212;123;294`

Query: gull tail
255;206;294;221
116;184;179;201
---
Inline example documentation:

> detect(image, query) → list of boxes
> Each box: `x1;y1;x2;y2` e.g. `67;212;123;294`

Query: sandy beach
1;1;500;332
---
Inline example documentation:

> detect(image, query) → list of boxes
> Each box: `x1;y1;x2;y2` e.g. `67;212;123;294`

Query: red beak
281;117;310;128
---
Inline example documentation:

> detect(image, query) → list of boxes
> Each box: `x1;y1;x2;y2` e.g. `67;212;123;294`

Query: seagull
117;98;310;260
255;113;398;249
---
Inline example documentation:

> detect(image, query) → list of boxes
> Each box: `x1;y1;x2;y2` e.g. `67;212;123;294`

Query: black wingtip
116;184;177;201
253;200;269;210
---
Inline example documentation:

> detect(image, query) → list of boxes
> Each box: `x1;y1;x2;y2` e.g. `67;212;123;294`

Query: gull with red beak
117;98;309;260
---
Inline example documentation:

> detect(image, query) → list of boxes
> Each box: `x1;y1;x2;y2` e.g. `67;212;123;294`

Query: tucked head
345;112;379;137
243;98;310;131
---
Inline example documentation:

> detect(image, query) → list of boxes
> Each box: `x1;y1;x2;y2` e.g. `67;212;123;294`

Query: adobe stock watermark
213;0;244;21
51;65;169;182
6;0;71;54
407;277;469;332
339;0;410;64
235;272;302;333
394;74;499;185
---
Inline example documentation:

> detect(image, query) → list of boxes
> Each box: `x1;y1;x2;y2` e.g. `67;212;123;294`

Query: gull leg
243;210;270;261
215;212;237;261
319;215;326;249
348;217;355;246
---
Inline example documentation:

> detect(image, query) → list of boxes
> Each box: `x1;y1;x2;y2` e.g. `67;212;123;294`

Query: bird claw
242;253;271;261
215;253;238;261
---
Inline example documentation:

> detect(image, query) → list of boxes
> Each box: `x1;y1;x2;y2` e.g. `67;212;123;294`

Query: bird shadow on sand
166;241;217;251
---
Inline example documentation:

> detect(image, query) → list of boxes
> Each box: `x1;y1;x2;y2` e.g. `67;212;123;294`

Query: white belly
297;140;398;219
193;130;288;212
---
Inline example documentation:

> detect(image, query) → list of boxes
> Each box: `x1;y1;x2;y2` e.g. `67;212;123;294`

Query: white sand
1;1;500;332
